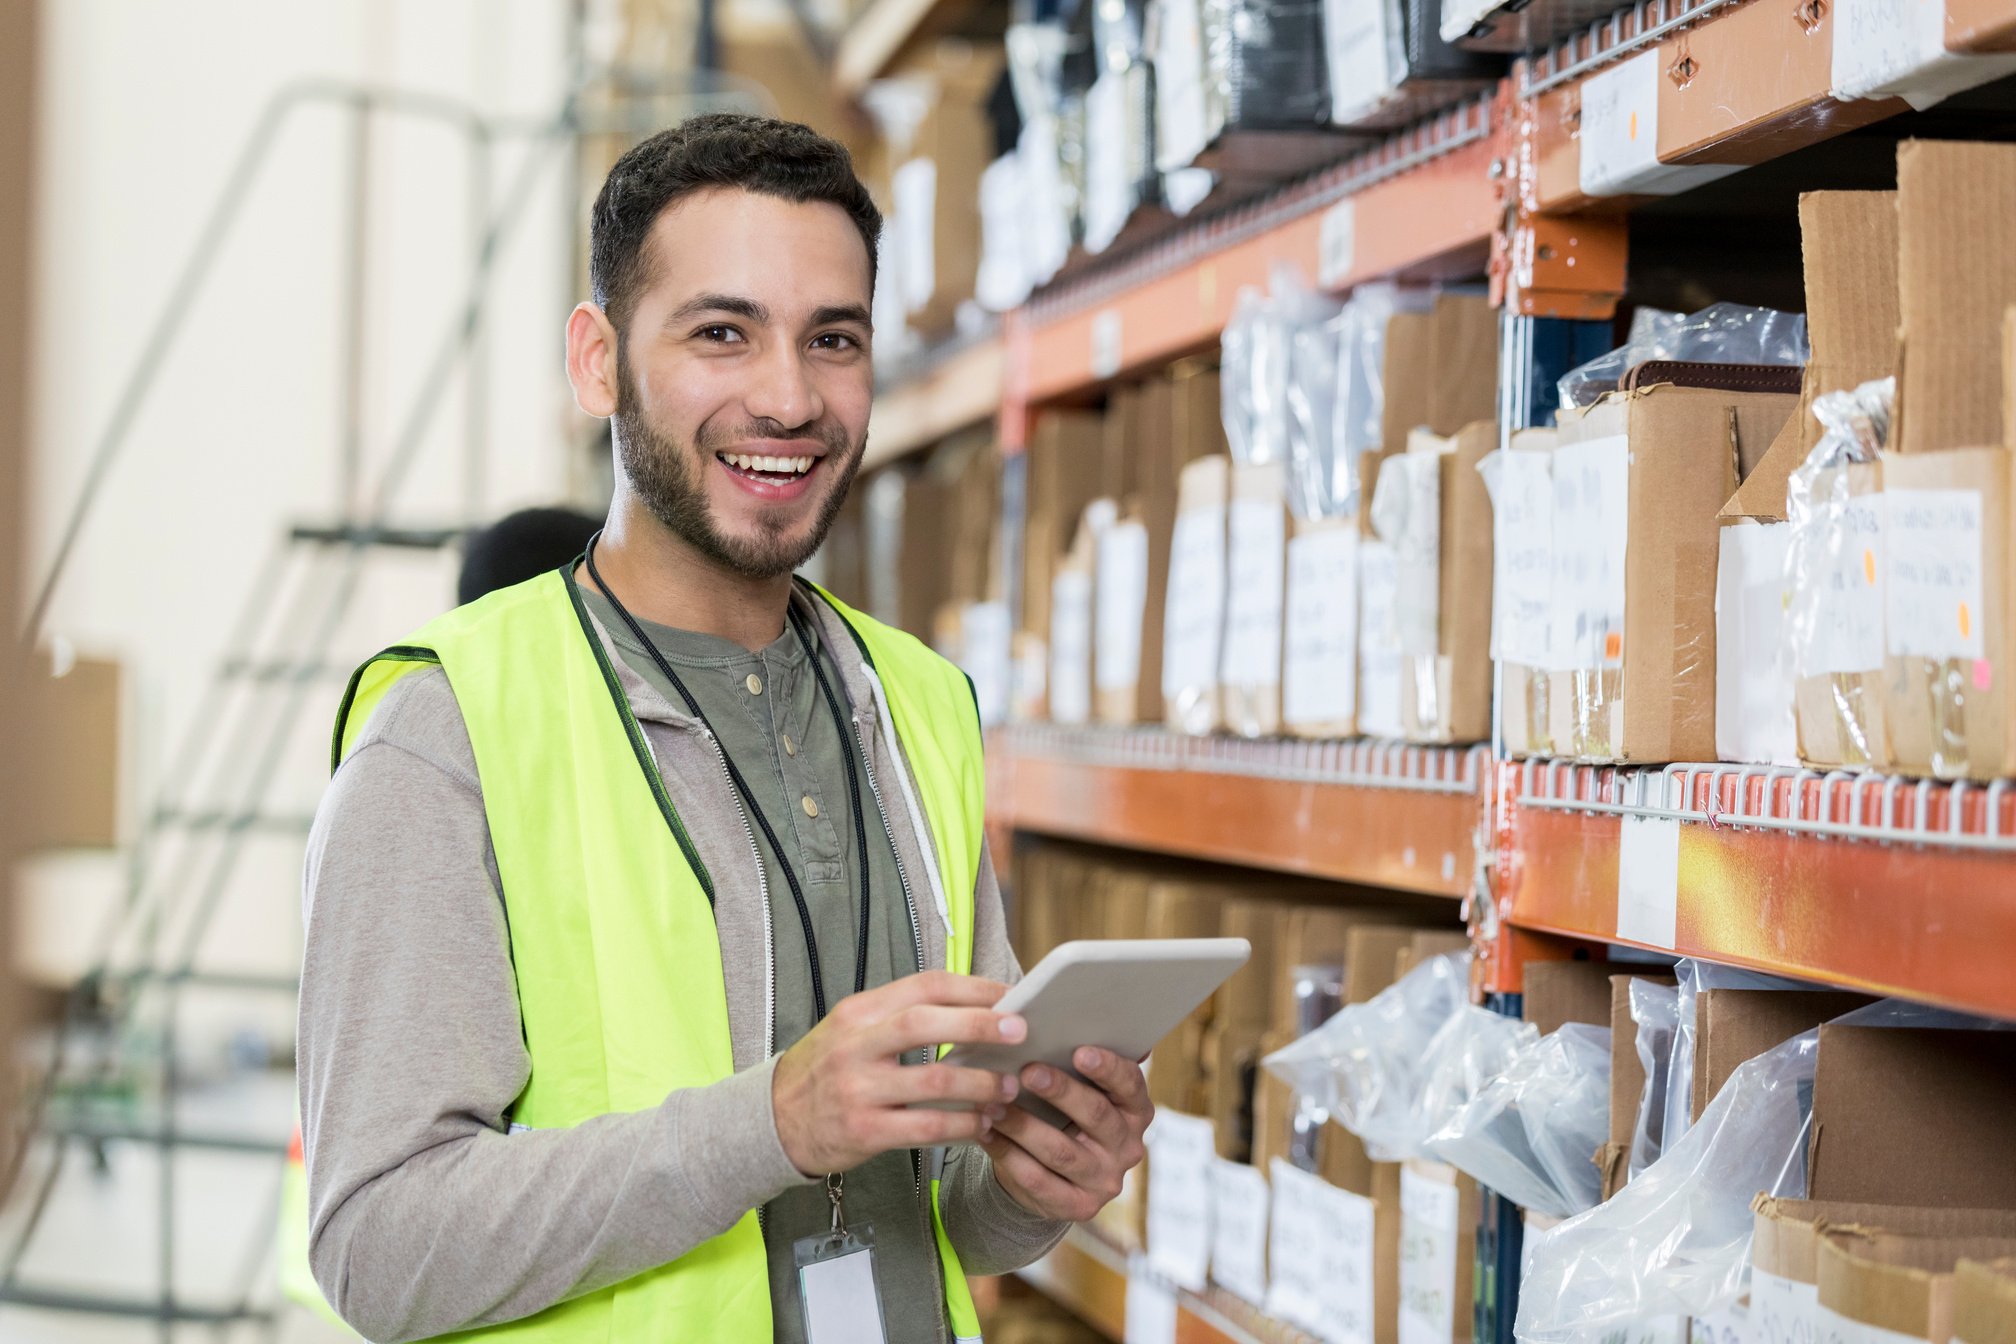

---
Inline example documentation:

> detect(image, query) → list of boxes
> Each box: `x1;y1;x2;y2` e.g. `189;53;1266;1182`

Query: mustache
696;417;850;455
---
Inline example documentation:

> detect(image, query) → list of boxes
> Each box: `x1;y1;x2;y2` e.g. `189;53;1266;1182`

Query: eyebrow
666;293;769;326
810;303;872;329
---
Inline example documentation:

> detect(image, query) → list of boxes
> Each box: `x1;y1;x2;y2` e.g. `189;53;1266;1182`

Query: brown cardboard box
1021;409;1106;644
1523;960;1616;1037
1556;382;1799;763
1689;988;1874;1123
1344;925;1435;1005
1808;1026;2016;1206
1753;1198;2016;1298
1820;1228;2016;1344
1164;454;1230;735
1788;458;1890;770
1400;422;1496;745
1312;1128;1408;1344
1953;1257;2016;1344
1894;140;2016;457
1428;294;1501;435
25;656;122;850
1727;191;1900;522
1497;427;1562;759
899;42;1005;336
1879;447;2015;781
1382;312;1437;459
1393;930;1472;982
1222;460;1290;737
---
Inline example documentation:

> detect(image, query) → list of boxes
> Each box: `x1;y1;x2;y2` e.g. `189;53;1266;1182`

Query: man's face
611;188;873;580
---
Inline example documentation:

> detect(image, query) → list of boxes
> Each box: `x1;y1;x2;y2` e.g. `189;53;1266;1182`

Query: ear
566;303;621;419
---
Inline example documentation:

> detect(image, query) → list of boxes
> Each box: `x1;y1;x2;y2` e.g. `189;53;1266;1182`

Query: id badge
795;1176;888;1344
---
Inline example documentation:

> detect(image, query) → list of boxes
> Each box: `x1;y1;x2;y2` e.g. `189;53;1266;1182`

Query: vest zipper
852;709;929;1211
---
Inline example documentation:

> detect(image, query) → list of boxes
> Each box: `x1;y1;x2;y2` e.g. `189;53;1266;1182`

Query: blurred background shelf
864;333;1004;468
1491;760;2016;1018
1017;1227;1320;1344
994;726;1484;898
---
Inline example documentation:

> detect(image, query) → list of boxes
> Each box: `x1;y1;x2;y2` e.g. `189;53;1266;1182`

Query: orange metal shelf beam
997;749;1478;897
1022;136;1501;404
1489;764;2016;1018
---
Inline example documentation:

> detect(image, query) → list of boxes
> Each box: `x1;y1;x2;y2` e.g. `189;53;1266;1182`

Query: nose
743;337;824;431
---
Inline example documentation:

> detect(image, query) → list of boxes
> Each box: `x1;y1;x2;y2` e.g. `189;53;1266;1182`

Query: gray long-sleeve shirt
298;588;1066;1343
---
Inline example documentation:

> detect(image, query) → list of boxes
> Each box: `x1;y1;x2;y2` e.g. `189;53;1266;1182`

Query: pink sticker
1974;659;1994;691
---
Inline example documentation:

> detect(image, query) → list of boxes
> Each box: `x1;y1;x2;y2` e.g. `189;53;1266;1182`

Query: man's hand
980;1047;1152;1222
772;970;1027;1176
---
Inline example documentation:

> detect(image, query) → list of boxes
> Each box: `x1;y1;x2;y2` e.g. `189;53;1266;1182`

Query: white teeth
719;451;816;475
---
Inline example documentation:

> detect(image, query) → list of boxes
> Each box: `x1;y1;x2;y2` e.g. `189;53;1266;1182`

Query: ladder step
150;808;314;835
288;521;464;549
102;967;299;994
217;656;349;682
0;1281;275;1323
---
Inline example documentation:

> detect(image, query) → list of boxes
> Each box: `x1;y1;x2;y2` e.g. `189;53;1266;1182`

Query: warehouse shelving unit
843;0;2016;1339
865;331;1005;468
1018;1228;1321;1344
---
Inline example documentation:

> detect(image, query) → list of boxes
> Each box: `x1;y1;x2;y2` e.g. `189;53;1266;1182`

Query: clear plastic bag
1661;960;1810;1157
1261;952;1470;1161
1628;979;1678;1180
1556;303;1809;411
1287;315;1344;521
1331;284;1432;519
1514;999;2003;1343
1409;1004;1535;1154
1783;377;1894;768
1223;268;1338;470
1425;1023;1612;1218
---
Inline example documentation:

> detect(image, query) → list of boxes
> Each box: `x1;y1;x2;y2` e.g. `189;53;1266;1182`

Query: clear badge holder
794;1174;889;1344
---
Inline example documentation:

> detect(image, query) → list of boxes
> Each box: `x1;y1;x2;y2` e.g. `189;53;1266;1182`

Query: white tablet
925;937;1251;1126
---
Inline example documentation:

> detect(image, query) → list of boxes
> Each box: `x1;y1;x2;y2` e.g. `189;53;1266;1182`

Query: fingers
992;1100;1104;1187
866;1004;1027;1058
981;1131;1099;1222
869;1104;996;1151
1018;1063;1125;1151
855;971;1010;1016
867;1062;1019;1109
1072;1047;1154;1121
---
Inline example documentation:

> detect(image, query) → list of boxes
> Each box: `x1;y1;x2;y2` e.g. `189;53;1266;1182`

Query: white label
1209;1158;1271;1305
1325;0;1400;127
1692;1302;1751;1344
1318;199;1358;289
1480;450;1559;667
1144;1112;1215;1292
1164;506;1227;700
891;158;937;311
1750;1270;1820;1344
1267;1160;1377;1344
1795;494;1886;676
1284;529;1361;727
1398;1167;1462;1344
1389;454;1443;658
1084;75;1131;254
1552;435;1630;669
1222;498;1287;687
1617;812;1682;949
1049;571;1093;725
1096;521;1152;691
800;1242;889;1344
1831;0;1977;105
1716;524;1799;767
1579;53;1662;196
1153;0;1210;171
1124;1257;1180;1344
959;601;1012;729
1359;540;1404;738
1093;308;1125;380
1884;488;1986;660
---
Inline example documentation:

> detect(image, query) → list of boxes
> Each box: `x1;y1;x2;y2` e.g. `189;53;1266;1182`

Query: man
299;115;1151;1344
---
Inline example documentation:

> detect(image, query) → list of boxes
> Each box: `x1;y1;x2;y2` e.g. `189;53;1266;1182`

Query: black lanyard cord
582;534;869;1023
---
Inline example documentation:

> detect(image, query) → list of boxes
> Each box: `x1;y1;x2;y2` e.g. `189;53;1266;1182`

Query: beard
612;352;864;581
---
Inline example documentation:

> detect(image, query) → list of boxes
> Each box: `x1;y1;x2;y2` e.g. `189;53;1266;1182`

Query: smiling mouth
715;451;819;483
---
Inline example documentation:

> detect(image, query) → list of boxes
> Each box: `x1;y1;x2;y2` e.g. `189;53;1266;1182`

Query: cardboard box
1522;960;1616;1037
1283;514;1362;738
1788;458;1890;771
1393;929;1472;982
1879;446;2015;781
1554;382;1799;763
1221;460;1290;737
1689;988;1874;1123
1894;140;2016;457
1953;1257;2016;1344
1400;1158;1480;1344
1489;427;1563;758
896;42;1005;336
1396;422;1496;745
1819;1228;2016;1344
1808;1026;2016;1206
1714;519;1799;766
1164;454;1230;735
1021;410;1106;646
1427;294;1501;434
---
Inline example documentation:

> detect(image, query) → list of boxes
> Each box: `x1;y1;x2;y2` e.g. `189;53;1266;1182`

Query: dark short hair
589;113;882;338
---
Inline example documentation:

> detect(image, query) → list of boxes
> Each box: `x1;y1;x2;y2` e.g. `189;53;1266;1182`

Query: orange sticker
1628;111;1639;141
1605;631;1623;661
1959;601;1972;639
1863;549;1876;585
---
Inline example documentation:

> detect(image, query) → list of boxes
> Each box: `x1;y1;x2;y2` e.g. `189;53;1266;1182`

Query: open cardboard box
1954;1257;2016;1344
1808;1026;2016;1206
1396;422;1496;745
1688;988;1873;1124
1819;1228;2016;1344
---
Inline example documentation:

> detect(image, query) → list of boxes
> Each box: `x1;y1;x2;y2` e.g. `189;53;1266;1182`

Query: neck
582;495;795;652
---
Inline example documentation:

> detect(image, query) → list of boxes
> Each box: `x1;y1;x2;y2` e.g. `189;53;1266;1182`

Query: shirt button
783;734;797;756
745;673;763;695
801;795;819;818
